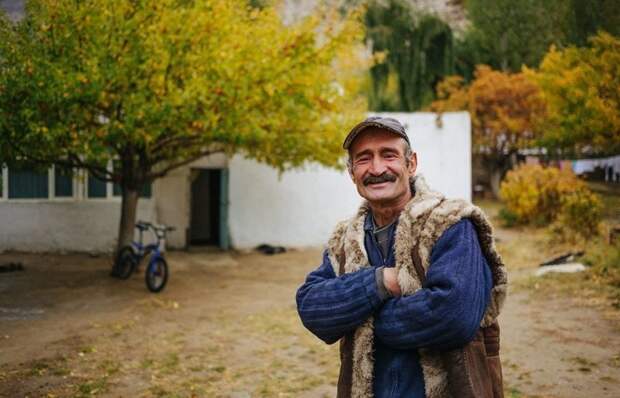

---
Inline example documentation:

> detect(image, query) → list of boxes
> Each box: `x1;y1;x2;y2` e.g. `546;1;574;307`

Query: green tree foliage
365;0;454;111
456;0;620;80
0;0;367;248
527;32;620;156
563;0;620;46
457;0;565;74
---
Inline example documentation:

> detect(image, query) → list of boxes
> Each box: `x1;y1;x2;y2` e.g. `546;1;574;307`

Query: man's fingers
383;267;402;297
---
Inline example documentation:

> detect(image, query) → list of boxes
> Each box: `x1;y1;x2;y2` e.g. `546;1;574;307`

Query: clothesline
572;155;620;182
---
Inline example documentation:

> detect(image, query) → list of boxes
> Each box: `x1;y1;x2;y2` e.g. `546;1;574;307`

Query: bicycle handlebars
135;221;175;234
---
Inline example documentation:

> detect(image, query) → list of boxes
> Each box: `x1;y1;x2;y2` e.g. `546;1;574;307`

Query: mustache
363;173;397;186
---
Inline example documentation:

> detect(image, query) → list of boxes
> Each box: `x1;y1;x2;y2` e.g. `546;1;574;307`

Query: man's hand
382;267;402;297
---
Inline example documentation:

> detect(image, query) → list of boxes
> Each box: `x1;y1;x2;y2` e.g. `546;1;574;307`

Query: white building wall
153;153;229;248
0;199;155;253
228;112;471;248
0;112;469;252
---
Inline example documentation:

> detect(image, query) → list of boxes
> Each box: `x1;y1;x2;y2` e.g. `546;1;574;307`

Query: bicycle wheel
145;257;168;293
114;245;137;280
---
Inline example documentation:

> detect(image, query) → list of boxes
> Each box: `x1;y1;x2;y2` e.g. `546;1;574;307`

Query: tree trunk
117;187;139;252
487;152;518;199
489;167;503;199
500;32;509;72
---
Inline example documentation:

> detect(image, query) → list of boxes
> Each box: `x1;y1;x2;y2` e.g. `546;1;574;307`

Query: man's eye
356;156;370;163
384;153;397;159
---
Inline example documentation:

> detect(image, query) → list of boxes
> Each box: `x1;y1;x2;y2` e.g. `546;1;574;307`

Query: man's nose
368;157;387;175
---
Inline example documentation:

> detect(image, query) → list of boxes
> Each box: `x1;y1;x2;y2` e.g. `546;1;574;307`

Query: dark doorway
190;169;222;246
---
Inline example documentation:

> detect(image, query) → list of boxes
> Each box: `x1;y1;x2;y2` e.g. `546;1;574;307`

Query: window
0;163;152;201
0;166;4;199
141;183;152;198
87;172;107;198
54;166;73;197
8;165;49;199
113;181;152;198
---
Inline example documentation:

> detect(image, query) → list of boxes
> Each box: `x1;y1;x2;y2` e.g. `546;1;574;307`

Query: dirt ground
1;230;619;397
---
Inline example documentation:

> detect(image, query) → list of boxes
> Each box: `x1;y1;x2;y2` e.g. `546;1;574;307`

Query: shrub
497;207;519;227
556;190;602;238
499;164;602;238
583;239;620;307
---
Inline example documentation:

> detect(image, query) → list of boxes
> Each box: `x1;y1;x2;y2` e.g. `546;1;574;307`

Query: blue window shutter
140;182;152;198
218;169;230;250
8;167;49;199
112;160;122;196
88;172;107;198
54;167;73;197
113;182;151;198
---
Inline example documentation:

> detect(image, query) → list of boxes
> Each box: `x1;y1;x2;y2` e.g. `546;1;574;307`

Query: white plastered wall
0;199;155;253
0;152;227;253
0;112;469;252
152;153;228;249
228;112;471;248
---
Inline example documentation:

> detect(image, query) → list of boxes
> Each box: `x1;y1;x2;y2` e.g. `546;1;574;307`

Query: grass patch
158;352;180;374
511;269;620;315
149;385;172;398
582;239;620;308
188;364;204;372
28;356;70;377
79;345;97;355
98;359;121;376
29;360;50;376
480;192;620;311
588;181;620;223
75;376;108;397
495;227;563;269
140;358;154;369
505;387;524;398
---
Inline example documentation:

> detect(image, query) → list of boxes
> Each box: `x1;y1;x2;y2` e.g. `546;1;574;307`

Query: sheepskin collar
327;175;508;398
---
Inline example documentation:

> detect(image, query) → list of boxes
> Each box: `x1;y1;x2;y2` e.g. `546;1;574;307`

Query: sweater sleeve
296;250;384;344
373;219;492;351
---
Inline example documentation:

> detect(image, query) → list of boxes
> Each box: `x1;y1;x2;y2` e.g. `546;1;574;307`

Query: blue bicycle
113;221;175;293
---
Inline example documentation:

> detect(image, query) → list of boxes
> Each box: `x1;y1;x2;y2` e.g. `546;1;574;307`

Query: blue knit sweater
296;217;492;397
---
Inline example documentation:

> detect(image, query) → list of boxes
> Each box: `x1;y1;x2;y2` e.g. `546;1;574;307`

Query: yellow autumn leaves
0;0;369;175
430;32;620;156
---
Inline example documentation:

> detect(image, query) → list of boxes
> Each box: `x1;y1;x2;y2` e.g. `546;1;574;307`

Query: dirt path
0;245;619;397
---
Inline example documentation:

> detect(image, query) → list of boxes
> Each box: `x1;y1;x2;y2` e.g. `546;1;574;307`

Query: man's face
348;128;417;206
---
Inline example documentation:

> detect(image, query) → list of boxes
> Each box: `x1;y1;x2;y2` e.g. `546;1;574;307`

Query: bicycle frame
130;225;165;265
113;220;173;292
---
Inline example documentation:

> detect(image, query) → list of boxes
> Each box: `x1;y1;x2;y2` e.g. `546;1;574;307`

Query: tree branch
146;147;225;181
4;135;118;182
66;153;117;182
150;131;205;155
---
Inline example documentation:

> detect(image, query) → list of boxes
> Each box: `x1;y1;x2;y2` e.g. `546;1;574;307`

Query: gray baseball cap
343;116;410;149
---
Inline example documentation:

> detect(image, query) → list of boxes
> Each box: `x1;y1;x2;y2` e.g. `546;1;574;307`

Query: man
296;116;507;398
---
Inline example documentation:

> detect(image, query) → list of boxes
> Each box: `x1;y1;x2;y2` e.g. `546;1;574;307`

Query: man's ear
408;152;418;175
348;165;356;183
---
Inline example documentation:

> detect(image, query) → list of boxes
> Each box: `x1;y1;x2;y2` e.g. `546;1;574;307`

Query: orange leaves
432;75;467;111
430;65;545;152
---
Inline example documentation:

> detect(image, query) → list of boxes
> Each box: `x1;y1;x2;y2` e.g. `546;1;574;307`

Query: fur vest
326;175;508;398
